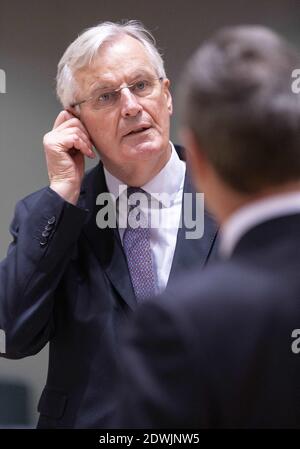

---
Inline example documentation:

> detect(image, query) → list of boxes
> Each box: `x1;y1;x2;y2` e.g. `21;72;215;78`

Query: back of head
181;26;300;193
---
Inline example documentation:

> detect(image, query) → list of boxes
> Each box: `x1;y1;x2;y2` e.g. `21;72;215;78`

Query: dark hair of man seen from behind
180;26;300;193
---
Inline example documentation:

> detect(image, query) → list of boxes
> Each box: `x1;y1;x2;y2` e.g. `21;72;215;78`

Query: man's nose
120;88;142;118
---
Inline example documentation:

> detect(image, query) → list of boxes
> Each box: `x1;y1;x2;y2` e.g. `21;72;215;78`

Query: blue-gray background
0;0;299;426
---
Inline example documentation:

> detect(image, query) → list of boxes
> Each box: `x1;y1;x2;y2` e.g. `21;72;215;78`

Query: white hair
56;20;167;108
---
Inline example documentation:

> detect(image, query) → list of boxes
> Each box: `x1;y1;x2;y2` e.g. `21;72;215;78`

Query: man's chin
124;140;165;159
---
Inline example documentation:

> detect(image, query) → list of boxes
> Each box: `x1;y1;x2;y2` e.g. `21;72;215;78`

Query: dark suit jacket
118;213;300;428
0;146;218;428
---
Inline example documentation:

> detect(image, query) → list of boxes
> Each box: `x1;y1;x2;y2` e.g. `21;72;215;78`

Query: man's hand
43;110;96;205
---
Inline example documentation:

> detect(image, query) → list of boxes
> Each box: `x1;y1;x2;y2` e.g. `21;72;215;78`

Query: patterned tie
122;187;156;301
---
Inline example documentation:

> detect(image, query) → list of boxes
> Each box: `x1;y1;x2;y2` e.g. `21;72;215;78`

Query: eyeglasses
71;77;163;111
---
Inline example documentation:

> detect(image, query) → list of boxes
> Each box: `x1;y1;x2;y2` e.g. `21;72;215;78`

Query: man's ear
181;129;208;190
163;79;173;114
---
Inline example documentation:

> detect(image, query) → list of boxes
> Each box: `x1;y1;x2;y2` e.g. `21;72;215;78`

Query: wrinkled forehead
74;34;157;95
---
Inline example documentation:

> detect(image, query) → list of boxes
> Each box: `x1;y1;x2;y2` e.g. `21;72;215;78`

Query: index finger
53;110;74;129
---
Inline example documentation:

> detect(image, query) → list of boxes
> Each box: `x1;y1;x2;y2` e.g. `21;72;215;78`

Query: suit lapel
168;167;218;286
79;163;137;310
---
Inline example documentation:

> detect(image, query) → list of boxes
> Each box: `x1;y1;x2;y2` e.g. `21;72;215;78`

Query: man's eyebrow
88;71;156;94
88;81;114;95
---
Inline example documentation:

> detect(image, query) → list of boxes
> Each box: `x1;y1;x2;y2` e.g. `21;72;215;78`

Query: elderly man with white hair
0;21;217;428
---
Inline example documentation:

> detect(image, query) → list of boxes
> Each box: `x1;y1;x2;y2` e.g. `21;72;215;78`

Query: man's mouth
124;126;151;137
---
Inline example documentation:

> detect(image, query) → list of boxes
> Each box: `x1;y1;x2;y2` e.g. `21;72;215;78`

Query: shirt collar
103;142;185;207
220;191;300;258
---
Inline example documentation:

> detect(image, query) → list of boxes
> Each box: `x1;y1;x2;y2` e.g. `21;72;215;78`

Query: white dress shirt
220;191;300;258
104;142;186;294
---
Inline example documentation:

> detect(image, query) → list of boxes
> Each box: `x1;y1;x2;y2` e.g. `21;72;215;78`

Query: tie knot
126;187;149;210
125;187;150;229
126;186;145;197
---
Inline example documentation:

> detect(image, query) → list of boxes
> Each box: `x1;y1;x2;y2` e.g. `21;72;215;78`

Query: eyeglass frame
70;76;164;110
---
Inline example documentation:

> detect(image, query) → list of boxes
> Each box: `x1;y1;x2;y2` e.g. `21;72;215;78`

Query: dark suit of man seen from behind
0;21;217;428
117;26;300;428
